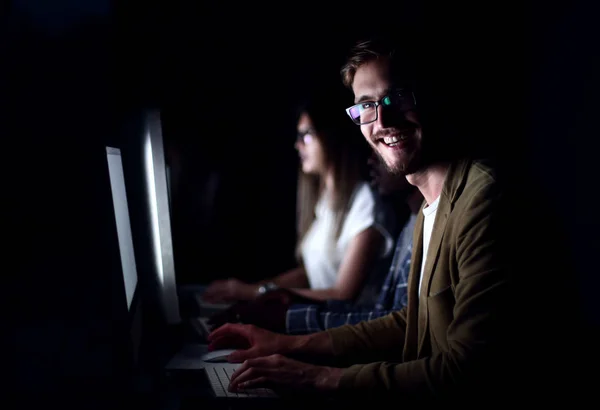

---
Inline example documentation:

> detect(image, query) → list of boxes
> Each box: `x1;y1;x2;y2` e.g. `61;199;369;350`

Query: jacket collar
440;157;472;207
411;158;474;357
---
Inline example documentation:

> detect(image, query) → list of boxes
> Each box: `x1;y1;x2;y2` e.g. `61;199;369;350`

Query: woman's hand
208;288;324;332
202;278;258;303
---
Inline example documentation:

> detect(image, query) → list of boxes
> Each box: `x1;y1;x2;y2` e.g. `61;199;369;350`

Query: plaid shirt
286;214;417;335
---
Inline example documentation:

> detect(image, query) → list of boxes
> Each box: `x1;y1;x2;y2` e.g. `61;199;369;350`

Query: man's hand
207;323;293;362
201;278;258;303
229;354;343;394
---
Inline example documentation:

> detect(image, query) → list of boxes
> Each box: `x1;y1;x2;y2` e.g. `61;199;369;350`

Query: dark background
3;0;599;396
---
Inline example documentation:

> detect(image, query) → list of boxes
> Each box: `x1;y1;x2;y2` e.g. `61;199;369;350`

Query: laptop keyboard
205;363;277;398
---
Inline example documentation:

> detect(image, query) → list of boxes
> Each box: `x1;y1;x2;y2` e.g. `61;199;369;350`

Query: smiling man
345;64;423;176
206;36;568;403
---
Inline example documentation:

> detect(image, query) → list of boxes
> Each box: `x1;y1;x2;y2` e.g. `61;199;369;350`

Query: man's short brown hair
340;36;416;91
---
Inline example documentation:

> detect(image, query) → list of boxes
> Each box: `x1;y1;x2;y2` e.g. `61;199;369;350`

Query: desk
155;386;338;410
137;286;341;409
142;348;339;410
155;369;322;410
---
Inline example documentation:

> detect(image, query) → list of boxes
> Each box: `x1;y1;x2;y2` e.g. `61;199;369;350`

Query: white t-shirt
418;195;440;297
301;182;394;290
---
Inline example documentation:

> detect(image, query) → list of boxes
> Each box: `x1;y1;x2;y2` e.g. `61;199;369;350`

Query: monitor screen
106;147;138;311
106;145;143;387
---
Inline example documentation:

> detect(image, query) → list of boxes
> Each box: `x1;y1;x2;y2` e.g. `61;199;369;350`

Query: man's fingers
208;323;248;340
231;374;270;392
227;346;261;363
232;376;270;392
230;355;281;375
207;323;251;345
228;360;250;388
230;365;276;391
207;334;250;352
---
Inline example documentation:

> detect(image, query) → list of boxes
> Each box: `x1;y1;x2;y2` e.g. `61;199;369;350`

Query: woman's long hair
294;82;370;261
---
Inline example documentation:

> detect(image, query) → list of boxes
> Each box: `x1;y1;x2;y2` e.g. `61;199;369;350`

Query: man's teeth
382;135;405;146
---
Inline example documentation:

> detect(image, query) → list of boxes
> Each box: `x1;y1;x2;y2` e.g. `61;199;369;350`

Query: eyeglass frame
345;89;417;125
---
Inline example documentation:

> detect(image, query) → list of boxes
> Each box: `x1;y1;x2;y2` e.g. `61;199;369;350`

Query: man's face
352;59;423;175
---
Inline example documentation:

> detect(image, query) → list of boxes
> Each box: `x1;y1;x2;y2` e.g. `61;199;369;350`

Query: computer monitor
107;147;139;312
141;110;181;326
106;146;143;392
104;109;192;393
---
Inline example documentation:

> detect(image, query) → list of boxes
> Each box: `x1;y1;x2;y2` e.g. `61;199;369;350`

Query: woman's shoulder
353;180;375;197
350;180;380;206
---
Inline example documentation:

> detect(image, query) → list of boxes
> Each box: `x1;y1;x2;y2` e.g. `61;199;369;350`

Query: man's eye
361;102;375;109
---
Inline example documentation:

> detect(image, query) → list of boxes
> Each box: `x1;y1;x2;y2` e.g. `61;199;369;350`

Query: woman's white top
300;182;395;290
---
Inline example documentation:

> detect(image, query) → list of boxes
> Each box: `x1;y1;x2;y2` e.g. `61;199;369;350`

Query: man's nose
375;104;392;129
376;105;411;130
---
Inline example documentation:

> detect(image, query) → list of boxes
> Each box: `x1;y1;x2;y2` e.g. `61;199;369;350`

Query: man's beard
372;126;423;175
374;141;421;176
374;149;402;175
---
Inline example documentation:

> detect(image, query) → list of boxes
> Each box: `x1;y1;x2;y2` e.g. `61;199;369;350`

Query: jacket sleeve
325;307;408;365
328;181;513;398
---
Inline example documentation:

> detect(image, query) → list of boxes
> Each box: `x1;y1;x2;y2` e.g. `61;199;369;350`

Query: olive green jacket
327;158;518;399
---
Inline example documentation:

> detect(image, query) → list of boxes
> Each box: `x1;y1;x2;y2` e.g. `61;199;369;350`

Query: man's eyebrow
354;87;393;104
355;94;375;104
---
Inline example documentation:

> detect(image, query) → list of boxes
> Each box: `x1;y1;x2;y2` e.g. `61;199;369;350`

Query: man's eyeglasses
345;90;416;125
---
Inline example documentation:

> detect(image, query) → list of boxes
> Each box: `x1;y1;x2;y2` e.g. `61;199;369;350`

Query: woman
202;84;395;304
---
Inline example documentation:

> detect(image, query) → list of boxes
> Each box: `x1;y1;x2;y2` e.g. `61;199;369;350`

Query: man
208;161;423;335
206;37;575;402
